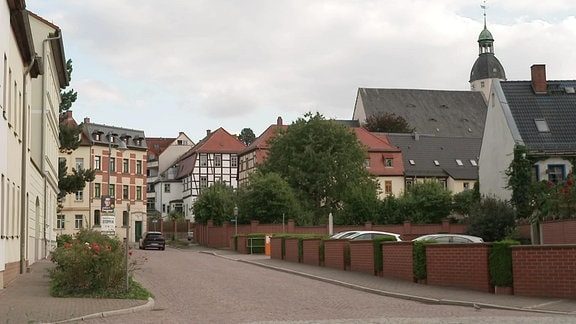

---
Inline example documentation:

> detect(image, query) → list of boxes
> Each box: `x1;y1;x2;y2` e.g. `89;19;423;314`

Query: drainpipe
21;55;36;274
41;33;63;258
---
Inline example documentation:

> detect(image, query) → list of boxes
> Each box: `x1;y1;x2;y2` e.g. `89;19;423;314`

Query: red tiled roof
146;137;176;156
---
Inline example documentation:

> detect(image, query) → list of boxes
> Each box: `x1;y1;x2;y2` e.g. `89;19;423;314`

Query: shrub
49;229;136;297
467;196;516;242
413;240;430;281
373;235;398;273
489;240;520;287
56;234;73;247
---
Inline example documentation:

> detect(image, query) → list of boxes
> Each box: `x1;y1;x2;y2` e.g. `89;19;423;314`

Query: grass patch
50;278;152;300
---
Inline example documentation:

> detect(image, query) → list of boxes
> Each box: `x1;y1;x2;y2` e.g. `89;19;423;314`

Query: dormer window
470;160;478;166
433;160;440;166
409;159;415;165
456;159;463;166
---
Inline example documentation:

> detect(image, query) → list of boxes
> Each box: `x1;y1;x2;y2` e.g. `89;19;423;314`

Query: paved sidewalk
1;247;575;323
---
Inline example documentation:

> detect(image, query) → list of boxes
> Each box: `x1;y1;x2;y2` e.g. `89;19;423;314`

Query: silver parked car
412;234;483;243
344;231;402;241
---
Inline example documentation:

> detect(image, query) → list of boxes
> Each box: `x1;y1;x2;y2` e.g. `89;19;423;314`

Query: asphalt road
85;247;574;324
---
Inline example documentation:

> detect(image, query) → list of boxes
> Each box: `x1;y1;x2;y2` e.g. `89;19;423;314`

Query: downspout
41;33;63;258
21;55;36;274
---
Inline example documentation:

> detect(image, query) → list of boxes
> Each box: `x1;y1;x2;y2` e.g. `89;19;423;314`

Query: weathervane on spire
481;0;488;27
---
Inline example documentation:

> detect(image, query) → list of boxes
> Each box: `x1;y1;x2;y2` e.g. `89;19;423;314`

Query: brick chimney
277;116;283;126
206;129;211;136
531;64;547;94
83;117;90;124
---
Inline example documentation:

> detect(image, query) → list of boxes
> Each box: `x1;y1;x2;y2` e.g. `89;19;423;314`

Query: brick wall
236;236;248;254
426;244;492;293
541;220;576;244
270;237;283;260
323;240;348;270
382;242;414;281
284;238;300;263
302;238;321;266
349;241;375;275
512;245;576;298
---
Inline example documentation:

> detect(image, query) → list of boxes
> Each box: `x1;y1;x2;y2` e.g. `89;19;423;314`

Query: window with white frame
57;215;65;229
547;165;565;184
231;155;238;167
164;184;170;193
123;185;129;199
385;158;393;167
94;183;101;198
110;157;116;172
94;156;101;170
123;159;129;173
200;154;207;166
74;215;83;229
214;154;222;167
136;186;142;200
75;190;83;201
200;176;208;188
136;160;142;174
75;158;84;170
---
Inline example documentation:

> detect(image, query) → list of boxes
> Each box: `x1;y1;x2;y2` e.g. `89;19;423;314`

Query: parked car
412;234;484;243
329;231;360;239
343;231;402;241
139;231;166;250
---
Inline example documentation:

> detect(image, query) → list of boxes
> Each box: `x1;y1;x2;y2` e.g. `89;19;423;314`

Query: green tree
193;182;236;225
237;128;256;146
57;59;94;206
467;196;516;242
376;194;403;224
261;112;379;224
334;181;380;225
362;112;414;133
398;181;452;223
452;187;480;217
237;171;302;224
505;145;538;219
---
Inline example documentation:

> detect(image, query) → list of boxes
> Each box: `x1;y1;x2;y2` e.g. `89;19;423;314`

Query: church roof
470;53;506;82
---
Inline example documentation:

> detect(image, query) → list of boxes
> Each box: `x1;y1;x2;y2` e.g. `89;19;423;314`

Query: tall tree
261;112;379;225
362;112;414;133
58;59;94;202
192;181;236;225
237;128;256;146
237;171;303;225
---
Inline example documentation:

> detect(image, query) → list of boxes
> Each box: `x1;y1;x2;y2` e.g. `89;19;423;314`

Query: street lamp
233;205;239;235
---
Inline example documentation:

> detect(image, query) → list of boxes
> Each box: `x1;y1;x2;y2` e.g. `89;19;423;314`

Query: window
535;119;550;133
214;154;222;167
363;158;370;168
456;159;463;166
384;181;392;194
480;81;485;88
231;155;238;167
109;185;115;197
433;160;440;166
94;210;100;226
123;158;129;173
94;183;101;198
123;185;129;199
200;176;208;188
405;179;413;188
147;198;155;210
57;215;65;229
463;182;470;190
123;211;128;227
385;158;393;167
531;165;540;182
470;159;477;166
75;190;83;201
409;160;415;165
200;154;207;166
177;139;187;145
75;158;84;170
136;186;142;200
164;184;171;193
110;157;116;172
547;165;565;184
162;204;166;212
136;160;142;174
94;156;101;170
75;215;83;229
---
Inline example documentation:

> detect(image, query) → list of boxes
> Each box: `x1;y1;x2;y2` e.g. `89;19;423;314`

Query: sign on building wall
101;195;116;235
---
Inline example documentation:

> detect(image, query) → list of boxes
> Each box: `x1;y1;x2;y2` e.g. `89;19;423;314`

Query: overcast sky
27;0;576;142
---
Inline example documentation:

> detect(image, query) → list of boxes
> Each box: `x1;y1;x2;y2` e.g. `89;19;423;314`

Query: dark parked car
139;231;166;250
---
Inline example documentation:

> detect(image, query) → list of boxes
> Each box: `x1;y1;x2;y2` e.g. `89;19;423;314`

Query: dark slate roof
470;53;506;82
355;88;487;138
501;80;576;153
83;123;147;150
385;133;480;180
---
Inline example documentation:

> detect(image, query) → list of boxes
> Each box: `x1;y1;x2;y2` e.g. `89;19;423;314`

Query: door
135;221;143;242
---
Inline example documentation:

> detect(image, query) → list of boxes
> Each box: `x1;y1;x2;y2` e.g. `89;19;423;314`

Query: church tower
469;4;506;100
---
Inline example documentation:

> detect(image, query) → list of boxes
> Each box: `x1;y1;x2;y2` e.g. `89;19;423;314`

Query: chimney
206;129;211;136
277;116;283;126
531;64;547;94
83;117;90;124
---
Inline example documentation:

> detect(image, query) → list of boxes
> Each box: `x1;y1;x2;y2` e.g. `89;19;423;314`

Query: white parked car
329;231;361;239
411;234;484;243
344;231;402;241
